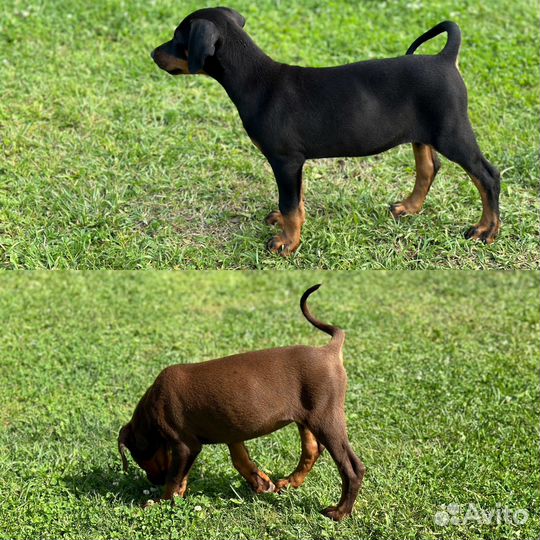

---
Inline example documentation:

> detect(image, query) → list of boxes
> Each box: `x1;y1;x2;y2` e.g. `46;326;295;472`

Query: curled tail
300;284;345;348
406;21;461;62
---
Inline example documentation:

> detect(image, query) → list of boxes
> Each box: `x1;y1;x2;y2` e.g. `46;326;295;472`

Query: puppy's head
118;422;171;486
151;7;246;75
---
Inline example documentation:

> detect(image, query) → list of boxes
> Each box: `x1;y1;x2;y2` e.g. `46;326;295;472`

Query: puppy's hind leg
308;413;365;521
390;143;440;219
228;442;275;494
464;160;501;243
275;424;325;492
434;125;501;243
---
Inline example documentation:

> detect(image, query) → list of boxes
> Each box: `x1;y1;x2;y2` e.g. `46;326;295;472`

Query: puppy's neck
206;28;280;114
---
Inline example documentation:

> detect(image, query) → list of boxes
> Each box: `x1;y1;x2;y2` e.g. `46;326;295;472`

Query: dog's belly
303;129;410;159
296;98;417;159
250;113;413;160
195;417;293;445
251;93;420;160
190;403;294;444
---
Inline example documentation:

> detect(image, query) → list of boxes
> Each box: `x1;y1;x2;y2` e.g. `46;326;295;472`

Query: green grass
0;271;538;539
0;0;538;268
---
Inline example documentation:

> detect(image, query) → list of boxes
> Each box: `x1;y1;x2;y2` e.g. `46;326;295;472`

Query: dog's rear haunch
118;285;364;521
152;8;501;256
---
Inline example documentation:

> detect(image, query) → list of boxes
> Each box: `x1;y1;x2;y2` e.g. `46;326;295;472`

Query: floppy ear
188;19;220;74
118;424;131;472
217;7;246;28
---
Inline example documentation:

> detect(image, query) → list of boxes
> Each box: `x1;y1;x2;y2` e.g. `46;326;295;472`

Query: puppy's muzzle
151;45;188;75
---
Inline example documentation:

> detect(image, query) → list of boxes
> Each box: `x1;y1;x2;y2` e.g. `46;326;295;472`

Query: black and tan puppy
118;285;363;521
151;7;501;255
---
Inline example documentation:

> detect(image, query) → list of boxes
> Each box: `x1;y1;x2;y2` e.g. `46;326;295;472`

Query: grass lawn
0;271;538;539
0;0;538;269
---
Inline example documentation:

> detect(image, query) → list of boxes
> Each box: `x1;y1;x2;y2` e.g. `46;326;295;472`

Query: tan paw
321;505;350;521
266;235;299;256
389;201;421;219
250;471;275;494
464;221;500;244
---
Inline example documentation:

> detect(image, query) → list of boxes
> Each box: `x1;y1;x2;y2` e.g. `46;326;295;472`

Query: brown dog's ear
188;19;220;74
217;7;246;28
118;424;131;472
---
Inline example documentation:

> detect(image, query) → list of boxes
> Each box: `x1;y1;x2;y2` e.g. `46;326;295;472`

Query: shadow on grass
62;463;320;514
187;465;323;515
62;466;153;504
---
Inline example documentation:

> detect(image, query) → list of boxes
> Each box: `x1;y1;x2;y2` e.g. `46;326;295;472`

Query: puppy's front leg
145;442;201;508
228;442;275;493
266;157;305;256
165;442;201;499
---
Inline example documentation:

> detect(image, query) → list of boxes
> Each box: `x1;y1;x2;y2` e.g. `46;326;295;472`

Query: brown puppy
118;284;364;521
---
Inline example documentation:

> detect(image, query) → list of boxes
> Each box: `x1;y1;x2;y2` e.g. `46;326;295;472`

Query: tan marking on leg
391;144;437;218
180;475;189;497
267;199;305;256
229;442;275;493
144;482;185;508
466;175;500;244
163;477;188;499
144;477;187;508
265;210;284;227
266;180;305;229
275;426;323;492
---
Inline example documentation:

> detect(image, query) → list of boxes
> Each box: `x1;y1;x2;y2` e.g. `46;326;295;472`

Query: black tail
300;284;344;347
406;21;461;62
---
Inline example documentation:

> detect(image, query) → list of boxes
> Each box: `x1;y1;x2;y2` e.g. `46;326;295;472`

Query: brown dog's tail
406;21;461;62
300;284;345;348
